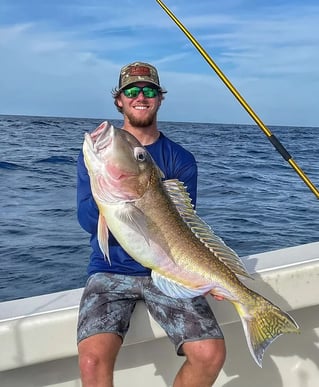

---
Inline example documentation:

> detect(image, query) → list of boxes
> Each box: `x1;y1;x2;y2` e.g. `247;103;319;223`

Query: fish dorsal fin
163;179;252;280
151;271;212;298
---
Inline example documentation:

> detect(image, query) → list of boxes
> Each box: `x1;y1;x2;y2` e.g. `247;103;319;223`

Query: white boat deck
0;242;319;386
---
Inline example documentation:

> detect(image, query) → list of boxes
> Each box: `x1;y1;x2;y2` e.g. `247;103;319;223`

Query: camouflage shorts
77;272;224;355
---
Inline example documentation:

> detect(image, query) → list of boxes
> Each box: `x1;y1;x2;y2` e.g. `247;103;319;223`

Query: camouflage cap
117;62;166;92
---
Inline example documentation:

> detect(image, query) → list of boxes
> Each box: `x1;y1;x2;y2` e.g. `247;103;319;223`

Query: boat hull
1;242;319;386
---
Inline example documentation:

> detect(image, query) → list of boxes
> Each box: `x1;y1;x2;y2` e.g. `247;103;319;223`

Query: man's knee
79;351;100;376
78;333;122;381
204;339;226;370
184;338;226;370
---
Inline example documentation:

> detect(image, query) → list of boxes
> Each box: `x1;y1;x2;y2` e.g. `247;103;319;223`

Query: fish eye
134;147;147;162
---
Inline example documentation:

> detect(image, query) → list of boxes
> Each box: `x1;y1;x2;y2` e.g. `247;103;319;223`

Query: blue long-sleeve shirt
77;130;198;276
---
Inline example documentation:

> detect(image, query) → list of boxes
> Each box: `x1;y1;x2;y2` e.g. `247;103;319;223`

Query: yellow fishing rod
156;0;319;199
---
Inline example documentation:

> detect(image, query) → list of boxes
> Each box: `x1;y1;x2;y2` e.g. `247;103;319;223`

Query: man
77;62;226;387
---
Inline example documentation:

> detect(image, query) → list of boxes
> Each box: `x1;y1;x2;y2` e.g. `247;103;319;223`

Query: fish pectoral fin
151;271;212;299
117;204;150;245
97;214;111;265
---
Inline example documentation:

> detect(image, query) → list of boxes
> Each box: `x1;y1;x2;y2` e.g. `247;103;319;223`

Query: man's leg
173;338;226;387
77;273;141;387
144;278;225;387
78;333;122;387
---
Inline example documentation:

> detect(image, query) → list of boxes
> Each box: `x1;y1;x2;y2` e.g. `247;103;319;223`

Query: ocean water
1;115;318;302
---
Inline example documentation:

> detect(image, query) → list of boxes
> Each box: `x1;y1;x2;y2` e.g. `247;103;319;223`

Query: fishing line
156;0;319;199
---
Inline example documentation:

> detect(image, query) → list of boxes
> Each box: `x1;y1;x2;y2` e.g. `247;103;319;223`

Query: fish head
83;121;157;202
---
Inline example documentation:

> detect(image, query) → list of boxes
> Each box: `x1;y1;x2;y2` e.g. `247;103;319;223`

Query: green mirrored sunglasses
122;86;159;98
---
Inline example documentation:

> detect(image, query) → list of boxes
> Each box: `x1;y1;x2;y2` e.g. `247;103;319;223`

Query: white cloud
0;1;318;126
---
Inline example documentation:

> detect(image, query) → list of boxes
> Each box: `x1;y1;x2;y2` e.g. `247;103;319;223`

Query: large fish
83;121;299;367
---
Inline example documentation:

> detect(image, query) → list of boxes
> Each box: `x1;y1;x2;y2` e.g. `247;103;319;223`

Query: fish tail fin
234;296;300;367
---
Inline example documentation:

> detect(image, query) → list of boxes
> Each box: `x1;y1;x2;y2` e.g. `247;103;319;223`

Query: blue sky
1;0;318;126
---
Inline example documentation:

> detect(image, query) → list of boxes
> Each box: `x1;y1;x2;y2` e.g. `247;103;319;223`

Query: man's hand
213;295;224;301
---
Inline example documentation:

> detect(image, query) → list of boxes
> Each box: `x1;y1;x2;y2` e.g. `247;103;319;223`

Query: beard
125;108;158;128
